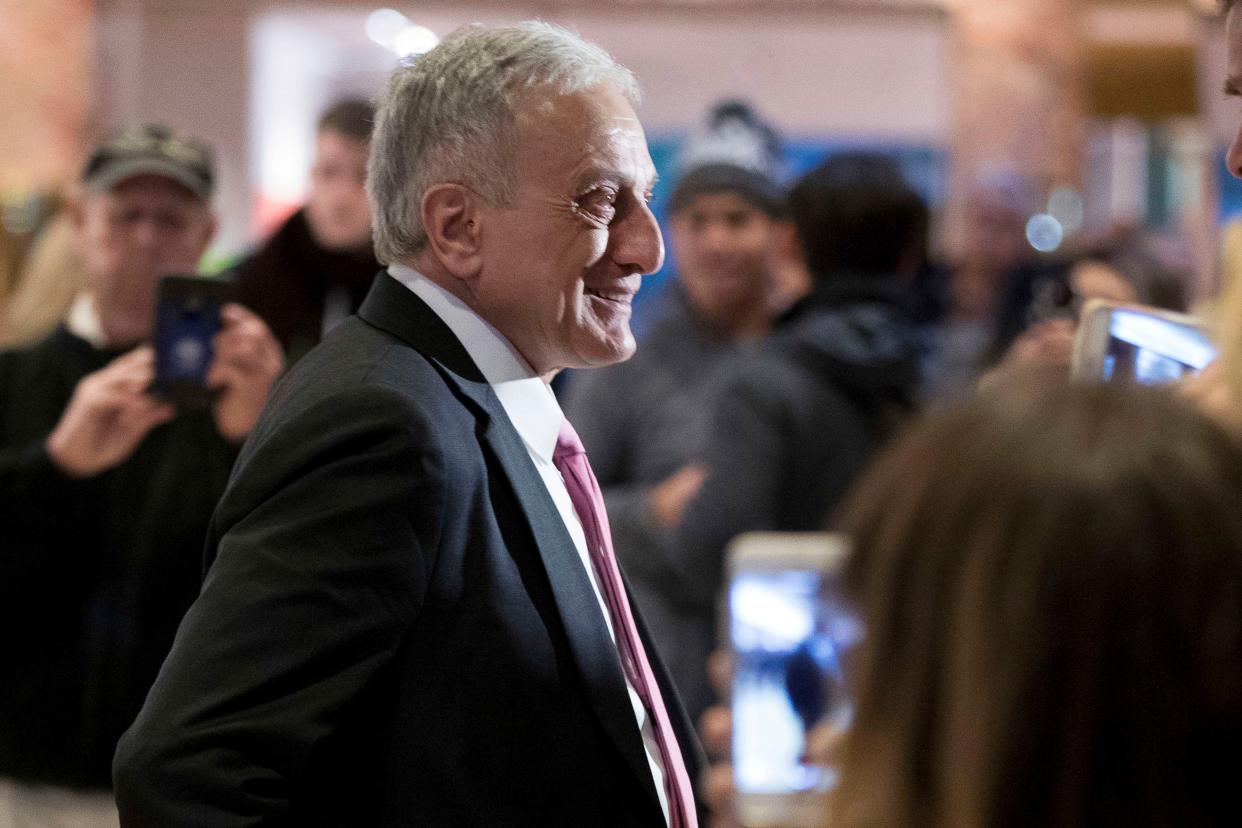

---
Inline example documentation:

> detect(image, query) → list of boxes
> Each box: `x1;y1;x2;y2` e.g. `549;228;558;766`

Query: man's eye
158;213;189;232
588;189;618;207
576;190;618;221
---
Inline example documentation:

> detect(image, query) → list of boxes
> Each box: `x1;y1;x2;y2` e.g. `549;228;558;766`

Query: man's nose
613;200;665;275
1229;128;1242;180
131;217;160;249
700;220;736;253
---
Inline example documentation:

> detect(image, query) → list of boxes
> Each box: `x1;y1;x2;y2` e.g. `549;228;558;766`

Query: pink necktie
553;420;698;828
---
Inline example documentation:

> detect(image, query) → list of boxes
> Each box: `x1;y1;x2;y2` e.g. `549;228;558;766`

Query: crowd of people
0;8;1241;828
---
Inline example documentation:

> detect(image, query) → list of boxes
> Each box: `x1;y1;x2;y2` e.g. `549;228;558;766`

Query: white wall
96;0;253;262
570;6;950;140
96;0;951;259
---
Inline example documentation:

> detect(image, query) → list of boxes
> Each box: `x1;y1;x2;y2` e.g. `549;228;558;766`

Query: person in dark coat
659;153;928;721
230;99;379;363
0;123;283;824
113;23;705;827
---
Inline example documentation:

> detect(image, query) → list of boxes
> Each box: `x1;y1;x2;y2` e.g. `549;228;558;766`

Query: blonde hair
832;384;1242;827
0;211;83;348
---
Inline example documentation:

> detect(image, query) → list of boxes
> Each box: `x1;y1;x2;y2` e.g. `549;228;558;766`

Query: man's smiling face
469;84;664;375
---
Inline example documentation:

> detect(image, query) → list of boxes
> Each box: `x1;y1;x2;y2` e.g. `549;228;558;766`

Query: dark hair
787;152;928;281
832;383;1242;827
317;98;376;142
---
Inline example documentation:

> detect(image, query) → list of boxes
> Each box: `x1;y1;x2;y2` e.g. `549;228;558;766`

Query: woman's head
832;384;1242;827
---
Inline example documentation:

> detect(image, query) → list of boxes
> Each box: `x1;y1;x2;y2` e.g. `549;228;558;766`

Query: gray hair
367;21;640;265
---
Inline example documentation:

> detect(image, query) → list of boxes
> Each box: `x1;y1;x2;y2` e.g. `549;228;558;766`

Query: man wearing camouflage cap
0;123;282;825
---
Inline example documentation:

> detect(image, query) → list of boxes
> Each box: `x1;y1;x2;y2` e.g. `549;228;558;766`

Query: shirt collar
66;292;109;349
387;263;563;464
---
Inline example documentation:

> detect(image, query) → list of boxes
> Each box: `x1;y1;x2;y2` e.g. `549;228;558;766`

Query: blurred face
669;192;777;331
472;85;663;374
305;129;372;251
1227;6;1242;180
963;194;1029;272
75;174;214;346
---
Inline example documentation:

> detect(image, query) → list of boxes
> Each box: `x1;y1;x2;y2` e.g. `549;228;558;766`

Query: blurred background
1;0;1237;322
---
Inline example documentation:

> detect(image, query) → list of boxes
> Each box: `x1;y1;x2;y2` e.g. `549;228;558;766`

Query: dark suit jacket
113;273;706;827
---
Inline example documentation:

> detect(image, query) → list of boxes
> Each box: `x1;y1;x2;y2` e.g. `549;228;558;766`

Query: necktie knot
554;419;586;463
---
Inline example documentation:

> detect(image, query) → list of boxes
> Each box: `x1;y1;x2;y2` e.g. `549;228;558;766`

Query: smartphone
727;532;859;828
152;274;234;408
1071;299;1216;385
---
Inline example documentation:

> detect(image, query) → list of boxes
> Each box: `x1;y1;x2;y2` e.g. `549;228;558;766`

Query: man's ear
421;183;484;280
65;191;87;233
776;219;803;266
195;212;217;260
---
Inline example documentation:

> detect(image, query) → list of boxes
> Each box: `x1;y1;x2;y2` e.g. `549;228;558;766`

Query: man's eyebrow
1225;77;1242;97
573;167;659;192
573;167;624;191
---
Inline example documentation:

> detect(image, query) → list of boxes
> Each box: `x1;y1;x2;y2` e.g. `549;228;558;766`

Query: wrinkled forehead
513;85;653;177
82;175;211;224
1229;5;1242;68
672;190;769;218
516;83;645;135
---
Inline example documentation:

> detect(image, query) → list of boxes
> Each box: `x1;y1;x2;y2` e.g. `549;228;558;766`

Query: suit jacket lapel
357;273;484;382
471;396;664;814
358;274;665;812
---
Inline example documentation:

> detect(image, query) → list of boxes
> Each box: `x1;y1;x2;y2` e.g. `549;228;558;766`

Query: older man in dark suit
113;21;703;828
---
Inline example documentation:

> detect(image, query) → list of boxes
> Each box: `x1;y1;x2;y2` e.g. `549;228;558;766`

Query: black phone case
152;274;235;409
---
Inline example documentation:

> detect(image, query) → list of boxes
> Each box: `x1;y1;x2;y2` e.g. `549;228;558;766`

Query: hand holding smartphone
727;532;859;828
1071;299;1216;385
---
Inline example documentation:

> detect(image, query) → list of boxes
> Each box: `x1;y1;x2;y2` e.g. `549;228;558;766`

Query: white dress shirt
387;265;671;824
67;293;108;349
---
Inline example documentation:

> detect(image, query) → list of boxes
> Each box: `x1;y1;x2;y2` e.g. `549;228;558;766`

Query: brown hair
317;98;376;143
831;383;1242;827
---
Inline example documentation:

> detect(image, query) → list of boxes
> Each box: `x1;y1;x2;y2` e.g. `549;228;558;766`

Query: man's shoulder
0;327;87;386
0;325;74;358
229;210;308;278
565;315;700;394
711;344;862;438
226;316;465;500
261;316;455;425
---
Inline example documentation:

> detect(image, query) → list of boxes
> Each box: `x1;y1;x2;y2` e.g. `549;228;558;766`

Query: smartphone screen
153;275;233;407
1101;308;1215;385
730;559;861;801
